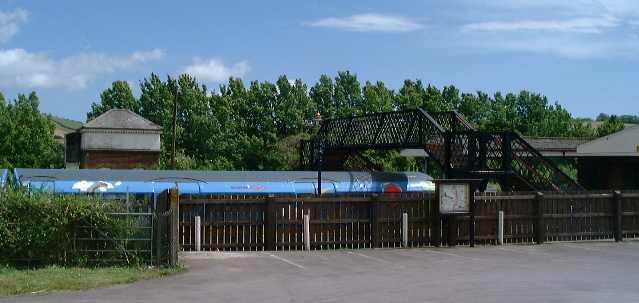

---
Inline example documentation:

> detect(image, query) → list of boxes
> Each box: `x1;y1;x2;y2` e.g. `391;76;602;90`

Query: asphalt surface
4;241;639;303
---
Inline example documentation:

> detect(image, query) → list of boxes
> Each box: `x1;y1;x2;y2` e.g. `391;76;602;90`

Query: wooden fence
174;190;639;251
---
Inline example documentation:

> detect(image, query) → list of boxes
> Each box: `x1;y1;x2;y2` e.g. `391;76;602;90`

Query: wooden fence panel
544;193;614;242
176;190;636;252
623;193;639;239
179;199;266;251
471;193;536;244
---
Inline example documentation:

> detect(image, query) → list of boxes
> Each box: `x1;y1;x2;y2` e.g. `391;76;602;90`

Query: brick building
65;109;162;169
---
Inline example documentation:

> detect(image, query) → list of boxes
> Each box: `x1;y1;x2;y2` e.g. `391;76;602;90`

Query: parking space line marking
346;251;393;264
422;249;481;261
558;243;639;257
266;253;306;269
495;246;550;256
559;243;601;251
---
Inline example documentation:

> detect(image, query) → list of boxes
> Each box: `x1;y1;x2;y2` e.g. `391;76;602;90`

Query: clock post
435;179;481;247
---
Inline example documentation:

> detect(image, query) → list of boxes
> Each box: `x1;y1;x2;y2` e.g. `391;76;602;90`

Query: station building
64;109;162;169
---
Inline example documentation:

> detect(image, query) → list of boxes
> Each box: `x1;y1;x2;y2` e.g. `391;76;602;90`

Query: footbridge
300;109;583;192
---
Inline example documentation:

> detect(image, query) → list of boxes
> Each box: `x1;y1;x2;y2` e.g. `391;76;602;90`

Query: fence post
264;196;276;250
469;196;476;248
497;210;504;245
169;188;179;266
371;194;381;248
614;190;623;242
535;192;545;244
432;195;441;247
402;212;408;248
194;216;201;252
447;216;458;247
304;212;311;251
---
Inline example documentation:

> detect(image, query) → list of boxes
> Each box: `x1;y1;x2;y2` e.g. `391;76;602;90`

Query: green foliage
0;190;129;266
0;92;63;169
87;81;138;121
596;115;625;137
83;71;614;172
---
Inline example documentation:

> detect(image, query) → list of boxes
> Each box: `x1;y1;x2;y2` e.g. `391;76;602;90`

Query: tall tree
310;74;336;119
87;80;138;121
363;81;394;113
0;92;63;169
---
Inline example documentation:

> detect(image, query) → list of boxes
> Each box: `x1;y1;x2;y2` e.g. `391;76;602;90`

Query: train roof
14;168;431;183
13;168;433;194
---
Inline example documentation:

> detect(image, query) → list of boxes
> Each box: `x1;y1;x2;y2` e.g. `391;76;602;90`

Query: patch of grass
0;265;183;297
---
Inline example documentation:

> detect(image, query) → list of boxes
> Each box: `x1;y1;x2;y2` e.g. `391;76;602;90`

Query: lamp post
314;112;323;196
171;83;179;170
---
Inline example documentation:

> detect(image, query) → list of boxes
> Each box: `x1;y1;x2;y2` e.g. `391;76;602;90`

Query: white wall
81;132;161;151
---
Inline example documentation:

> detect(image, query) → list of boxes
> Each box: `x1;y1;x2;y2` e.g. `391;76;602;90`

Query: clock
438;182;470;214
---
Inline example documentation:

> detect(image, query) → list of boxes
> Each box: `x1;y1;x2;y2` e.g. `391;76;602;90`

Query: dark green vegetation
0;266;181;297
0;92;63;169
1;72;635;170
0;190;141;266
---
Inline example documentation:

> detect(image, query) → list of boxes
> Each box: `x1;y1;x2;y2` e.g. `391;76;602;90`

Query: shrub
0;190;135;266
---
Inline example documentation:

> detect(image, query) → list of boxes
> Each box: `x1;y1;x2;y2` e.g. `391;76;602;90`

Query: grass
0;265;183;297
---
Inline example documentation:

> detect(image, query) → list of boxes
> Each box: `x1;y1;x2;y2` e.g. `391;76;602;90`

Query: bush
0;190;132;266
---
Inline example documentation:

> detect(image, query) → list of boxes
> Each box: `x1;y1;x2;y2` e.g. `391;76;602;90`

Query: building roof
523;137;591;153
83;109;162;131
577;125;639;156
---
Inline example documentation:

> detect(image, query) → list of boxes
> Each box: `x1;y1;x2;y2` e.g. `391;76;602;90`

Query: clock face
439;183;470;214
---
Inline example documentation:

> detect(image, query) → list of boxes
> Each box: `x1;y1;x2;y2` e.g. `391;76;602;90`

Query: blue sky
0;0;637;121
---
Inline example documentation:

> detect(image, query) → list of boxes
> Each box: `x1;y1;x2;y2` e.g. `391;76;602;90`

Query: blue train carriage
13;169;435;210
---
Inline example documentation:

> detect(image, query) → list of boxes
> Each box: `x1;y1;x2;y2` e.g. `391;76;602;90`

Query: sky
0;0;637;121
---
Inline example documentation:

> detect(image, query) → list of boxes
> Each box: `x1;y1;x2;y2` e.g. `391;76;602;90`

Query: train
12;168;435;195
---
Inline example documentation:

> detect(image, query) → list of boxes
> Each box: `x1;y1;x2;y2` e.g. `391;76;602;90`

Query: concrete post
402;212;409;248
304;213;311;251
195;216;201;252
497;211;504;245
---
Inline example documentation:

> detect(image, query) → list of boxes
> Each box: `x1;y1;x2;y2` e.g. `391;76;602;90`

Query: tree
310;74;336;119
87;80;138;121
84;71;606;172
596;115;624;137
333;71;363;116
0;92;63;169
363;81;394;113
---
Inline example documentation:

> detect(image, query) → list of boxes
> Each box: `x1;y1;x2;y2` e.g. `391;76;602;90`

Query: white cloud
479;36;639;59
0;8;28;43
459;1;639;58
182;58;249;82
462;16;618;34
0;48;165;89
306;13;423;32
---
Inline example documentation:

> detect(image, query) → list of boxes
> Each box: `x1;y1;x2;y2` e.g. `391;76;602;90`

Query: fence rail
74;212;154;264
176;190;639;251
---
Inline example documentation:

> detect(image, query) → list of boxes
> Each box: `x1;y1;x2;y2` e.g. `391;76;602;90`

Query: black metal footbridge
300;109;583;192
